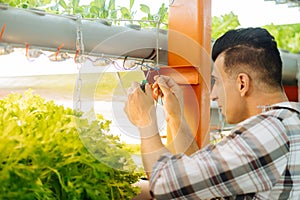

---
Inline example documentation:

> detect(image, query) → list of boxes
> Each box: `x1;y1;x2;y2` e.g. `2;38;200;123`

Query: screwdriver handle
140;80;148;92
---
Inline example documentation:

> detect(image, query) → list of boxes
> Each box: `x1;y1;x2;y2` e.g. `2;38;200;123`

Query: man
124;27;300;199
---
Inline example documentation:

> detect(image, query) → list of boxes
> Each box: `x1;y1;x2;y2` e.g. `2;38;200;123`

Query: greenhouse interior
0;0;299;199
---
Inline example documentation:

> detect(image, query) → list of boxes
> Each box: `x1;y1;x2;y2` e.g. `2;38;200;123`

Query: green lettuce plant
0;90;142;200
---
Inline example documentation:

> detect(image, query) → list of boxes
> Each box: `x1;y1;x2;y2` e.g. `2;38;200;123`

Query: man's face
210;55;245;124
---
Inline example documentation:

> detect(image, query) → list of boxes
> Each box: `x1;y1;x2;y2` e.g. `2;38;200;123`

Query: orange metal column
167;0;211;148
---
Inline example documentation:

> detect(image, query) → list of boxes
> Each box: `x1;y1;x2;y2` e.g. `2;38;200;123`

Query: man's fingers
127;87;134;95
145;83;153;97
127;81;141;95
154;75;178;91
131;81;141;89
153;78;173;97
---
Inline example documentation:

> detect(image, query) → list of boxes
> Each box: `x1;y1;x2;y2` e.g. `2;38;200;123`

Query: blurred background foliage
1;0;299;53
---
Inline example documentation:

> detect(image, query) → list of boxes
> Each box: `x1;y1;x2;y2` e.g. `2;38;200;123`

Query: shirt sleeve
149;115;290;199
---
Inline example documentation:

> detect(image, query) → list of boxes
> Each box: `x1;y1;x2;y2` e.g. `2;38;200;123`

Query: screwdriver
140;70;150;92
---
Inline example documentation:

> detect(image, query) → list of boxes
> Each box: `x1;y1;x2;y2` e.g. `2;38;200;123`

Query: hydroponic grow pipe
0;4;168;63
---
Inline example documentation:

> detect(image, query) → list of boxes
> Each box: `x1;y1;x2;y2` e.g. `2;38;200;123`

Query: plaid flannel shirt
150;102;300;200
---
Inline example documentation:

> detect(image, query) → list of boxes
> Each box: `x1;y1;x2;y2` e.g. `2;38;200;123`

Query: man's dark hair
212;27;283;90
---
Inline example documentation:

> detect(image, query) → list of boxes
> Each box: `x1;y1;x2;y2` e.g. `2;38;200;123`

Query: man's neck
249;90;289;116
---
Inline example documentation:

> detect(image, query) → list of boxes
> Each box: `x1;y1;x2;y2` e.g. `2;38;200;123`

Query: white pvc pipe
0;5;168;63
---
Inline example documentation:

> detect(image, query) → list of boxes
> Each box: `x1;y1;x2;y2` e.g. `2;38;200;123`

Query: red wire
55;43;64;60
0;23;6;42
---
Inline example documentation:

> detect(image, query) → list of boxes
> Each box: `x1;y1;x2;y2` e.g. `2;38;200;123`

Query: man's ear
236;73;250;97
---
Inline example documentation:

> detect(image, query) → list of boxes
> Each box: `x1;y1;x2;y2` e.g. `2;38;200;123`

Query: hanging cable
0;22;13;55
74;14;84;112
74;14;84;63
48;43;70;61
0;23;6;42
